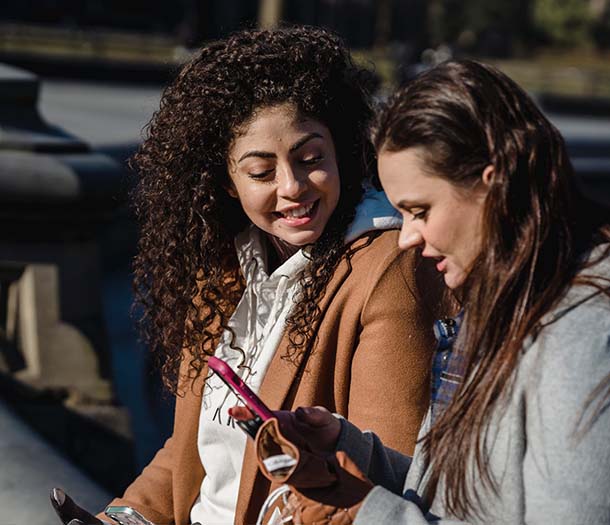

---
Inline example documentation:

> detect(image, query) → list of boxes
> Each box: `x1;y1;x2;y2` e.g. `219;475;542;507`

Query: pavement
0;398;110;525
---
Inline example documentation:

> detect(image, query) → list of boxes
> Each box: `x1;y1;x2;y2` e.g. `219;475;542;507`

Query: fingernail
51;487;65;505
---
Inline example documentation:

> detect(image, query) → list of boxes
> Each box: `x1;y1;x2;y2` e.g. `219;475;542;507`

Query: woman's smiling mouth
273;199;319;226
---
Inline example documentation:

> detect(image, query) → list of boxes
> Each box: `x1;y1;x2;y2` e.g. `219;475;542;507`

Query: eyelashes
248;169;274;179
246;156;324;180
411;209;428;220
300;155;324;166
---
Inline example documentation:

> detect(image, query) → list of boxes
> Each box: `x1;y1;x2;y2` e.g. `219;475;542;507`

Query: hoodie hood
345;186;402;244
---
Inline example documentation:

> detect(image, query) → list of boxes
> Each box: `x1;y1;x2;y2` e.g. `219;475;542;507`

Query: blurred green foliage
533;0;593;47
433;0;533;55
425;0;610;54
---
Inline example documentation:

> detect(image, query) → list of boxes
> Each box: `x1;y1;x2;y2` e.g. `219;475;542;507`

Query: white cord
256;484;293;525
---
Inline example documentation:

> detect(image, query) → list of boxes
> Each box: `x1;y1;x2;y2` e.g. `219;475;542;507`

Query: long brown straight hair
374;60;610;519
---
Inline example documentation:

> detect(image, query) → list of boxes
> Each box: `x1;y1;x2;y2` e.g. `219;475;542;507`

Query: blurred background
0;1;609;521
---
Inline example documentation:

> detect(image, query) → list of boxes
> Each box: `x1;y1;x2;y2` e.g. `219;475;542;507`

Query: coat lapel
174;363;207;525
234;252;355;524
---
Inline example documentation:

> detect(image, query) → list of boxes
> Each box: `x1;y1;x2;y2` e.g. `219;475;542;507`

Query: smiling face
226;104;340;247
378;147;489;289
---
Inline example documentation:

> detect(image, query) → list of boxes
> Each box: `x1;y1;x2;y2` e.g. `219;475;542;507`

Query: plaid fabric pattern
431;312;464;423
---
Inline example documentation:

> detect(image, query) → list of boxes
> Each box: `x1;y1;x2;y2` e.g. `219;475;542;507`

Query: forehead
232;104;326;147
238;104;297;132
378;148;447;197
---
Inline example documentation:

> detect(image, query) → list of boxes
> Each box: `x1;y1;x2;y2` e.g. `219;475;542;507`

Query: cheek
235;186;274;216
316;169;341;203
424;215;453;252
459;205;485;250
445;210;482;265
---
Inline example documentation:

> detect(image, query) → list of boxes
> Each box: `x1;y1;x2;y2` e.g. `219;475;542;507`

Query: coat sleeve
336;417;412;495
354;486;470;525
95;355;207;524
95;436;177;524
336;418;470;525
346;243;443;456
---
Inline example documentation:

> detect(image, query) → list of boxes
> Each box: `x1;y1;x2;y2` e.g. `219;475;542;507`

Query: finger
228;405;254;421
51;487;66;508
273;411;310;448
49;487;102;525
295;406;333;427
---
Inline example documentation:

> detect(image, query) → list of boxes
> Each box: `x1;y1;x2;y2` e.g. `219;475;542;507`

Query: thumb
49;487;102;525
295;406;333;427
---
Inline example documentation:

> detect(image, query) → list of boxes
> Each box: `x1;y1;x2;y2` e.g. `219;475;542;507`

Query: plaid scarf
430;311;465;423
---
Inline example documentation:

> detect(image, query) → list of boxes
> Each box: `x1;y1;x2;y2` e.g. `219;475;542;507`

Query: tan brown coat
100;230;445;525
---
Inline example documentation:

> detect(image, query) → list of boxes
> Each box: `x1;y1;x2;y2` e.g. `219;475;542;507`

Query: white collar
234;225;310;285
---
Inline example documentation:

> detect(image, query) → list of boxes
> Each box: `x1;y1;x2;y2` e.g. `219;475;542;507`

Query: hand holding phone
207;356;274;438
231;405;341;453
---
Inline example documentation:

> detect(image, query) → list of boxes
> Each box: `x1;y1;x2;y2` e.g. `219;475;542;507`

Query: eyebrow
289;132;323;153
238;132;324;163
396;199;425;210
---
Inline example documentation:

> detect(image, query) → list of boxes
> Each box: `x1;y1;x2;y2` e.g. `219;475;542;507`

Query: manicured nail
51;487;65;505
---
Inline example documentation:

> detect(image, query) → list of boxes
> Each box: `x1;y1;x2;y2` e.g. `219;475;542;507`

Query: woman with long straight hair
246;60;610;524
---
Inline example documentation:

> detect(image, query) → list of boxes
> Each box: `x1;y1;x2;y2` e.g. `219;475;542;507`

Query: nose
277;163;307;200
398;222;424;251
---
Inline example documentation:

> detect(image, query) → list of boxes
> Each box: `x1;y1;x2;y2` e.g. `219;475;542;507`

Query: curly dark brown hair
131;25;376;394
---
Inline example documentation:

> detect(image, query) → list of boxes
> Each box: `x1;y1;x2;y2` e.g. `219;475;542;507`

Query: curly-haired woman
49;26;446;525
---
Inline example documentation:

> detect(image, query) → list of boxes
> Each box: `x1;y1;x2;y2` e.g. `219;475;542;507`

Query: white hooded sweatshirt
190;188;401;524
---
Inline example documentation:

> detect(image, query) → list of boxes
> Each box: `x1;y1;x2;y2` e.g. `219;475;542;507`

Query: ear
225;181;239;199
481;165;495;187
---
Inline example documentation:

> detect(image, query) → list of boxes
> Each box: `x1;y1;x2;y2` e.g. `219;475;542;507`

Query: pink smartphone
208;356;274;422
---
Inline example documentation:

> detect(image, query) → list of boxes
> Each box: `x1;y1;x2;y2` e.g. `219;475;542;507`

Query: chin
276;230;322;247
443;271;467;290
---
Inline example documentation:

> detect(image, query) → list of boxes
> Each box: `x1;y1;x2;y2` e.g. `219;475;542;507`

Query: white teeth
284;202;314;218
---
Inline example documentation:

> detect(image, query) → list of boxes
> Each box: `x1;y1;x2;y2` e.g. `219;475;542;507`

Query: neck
267;234;300;270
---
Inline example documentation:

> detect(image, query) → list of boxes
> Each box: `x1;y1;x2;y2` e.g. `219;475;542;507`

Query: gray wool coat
339;249;610;525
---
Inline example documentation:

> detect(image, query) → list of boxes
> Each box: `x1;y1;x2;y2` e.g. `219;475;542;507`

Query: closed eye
410;208;428;221
248;169;275;179
300;155;323;166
